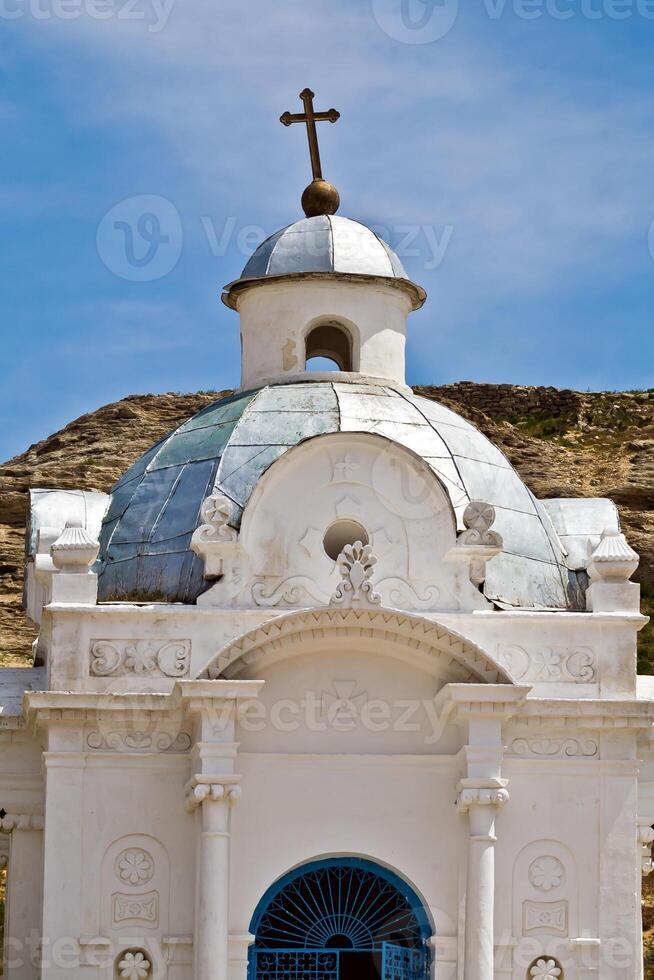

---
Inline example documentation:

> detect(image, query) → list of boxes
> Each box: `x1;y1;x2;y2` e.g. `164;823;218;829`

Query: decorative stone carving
112;891;159;926
528;856;565;892
330;542;382;608
498;644;596;683
333;453;360;481
376;578;440;611
115;848;155;886
0;812;44;832
639;824;654;875
86;730;192;753
528;957;563;979
587;527;639;583
50;520;100;571
117;950;151;979
191;493;239;579
586;526;641;612
456;784;509;814
203;607;511;685
445;500;502;587
509;736;598;759
251;576;328;607
90;639;191;677
523;900;568;936
185;780;242;812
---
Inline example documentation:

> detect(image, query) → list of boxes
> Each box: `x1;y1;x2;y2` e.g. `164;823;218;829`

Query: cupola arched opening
305;321;355;372
248;857;432;980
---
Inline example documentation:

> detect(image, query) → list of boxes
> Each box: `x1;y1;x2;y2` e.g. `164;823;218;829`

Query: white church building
1;91;654;980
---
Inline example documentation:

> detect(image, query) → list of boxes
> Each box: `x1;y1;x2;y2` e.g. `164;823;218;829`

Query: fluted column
457;780;509;980
186;777;242;980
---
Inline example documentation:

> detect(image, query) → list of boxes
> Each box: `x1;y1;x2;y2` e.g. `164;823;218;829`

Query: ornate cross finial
280;88;341;218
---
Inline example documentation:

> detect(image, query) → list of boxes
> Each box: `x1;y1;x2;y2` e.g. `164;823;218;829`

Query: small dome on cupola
223;88;426;391
223;215;426;312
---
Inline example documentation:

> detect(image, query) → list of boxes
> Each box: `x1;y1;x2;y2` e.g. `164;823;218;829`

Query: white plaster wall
225;432;485;616
236;279;412;389
235;649;465;756
40;743;195;980
230;752;462;978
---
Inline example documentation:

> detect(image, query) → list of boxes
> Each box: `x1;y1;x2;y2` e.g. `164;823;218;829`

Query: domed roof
97;381;574;610
223;215;426;310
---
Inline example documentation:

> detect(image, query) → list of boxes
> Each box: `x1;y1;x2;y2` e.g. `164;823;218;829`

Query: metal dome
223;215;426;310
97;381;575;610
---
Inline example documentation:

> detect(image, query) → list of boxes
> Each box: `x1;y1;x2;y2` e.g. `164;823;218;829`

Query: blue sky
1;0;654;461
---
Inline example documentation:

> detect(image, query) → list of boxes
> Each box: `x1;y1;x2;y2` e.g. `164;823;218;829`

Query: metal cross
280;88;340;181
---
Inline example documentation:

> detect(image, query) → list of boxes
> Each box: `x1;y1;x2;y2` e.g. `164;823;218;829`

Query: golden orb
301;179;340;217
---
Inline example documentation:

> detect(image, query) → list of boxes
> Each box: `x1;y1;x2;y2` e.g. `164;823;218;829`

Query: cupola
221;89;426;391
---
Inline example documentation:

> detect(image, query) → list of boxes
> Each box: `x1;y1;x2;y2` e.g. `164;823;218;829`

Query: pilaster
436;684;529;980
177;679;263;980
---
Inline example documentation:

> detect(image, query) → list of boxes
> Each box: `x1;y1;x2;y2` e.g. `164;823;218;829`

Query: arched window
249;857;431;980
305;322;353;373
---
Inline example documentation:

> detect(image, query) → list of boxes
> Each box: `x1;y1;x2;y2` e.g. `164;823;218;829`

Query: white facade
1;212;653;980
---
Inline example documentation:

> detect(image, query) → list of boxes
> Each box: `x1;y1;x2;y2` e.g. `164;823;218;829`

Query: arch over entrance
248;857;431;980
201;607;512;685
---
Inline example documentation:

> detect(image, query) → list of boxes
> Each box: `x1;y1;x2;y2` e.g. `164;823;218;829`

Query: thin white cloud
7;1;654;332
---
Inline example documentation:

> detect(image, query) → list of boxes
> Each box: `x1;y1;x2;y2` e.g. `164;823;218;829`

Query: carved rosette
330;541;382;608
191;493;240;579
117;950;152;980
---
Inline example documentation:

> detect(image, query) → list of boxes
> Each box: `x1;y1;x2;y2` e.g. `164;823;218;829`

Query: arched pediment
199;607;512;685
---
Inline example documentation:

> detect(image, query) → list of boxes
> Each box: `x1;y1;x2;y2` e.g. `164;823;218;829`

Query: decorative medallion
528;856;565;892
90;639;191;678
115;848;155;886
117;950;151;980
523;900;568;937
529;957;562;979
113;891;159;926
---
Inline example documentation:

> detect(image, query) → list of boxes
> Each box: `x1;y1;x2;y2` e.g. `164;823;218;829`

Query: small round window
323;519;369;561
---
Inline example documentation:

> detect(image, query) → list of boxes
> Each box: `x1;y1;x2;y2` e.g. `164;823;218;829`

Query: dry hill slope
1;383;653;667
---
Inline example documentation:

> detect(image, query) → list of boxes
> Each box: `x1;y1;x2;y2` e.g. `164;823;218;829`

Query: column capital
436;684;531;723
456;778;509;814
0;812;44;832
184;775;242;812
174;679;264;713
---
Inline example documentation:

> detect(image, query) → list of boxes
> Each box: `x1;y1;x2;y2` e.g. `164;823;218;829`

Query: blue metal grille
255;862;423;949
249;859;430;980
251;950;338;980
381;943;427;980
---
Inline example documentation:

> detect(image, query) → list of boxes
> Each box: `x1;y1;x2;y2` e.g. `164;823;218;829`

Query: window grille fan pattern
255;862;424;950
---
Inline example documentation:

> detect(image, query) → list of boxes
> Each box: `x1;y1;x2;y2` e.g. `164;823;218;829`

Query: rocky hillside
1;383;653;667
